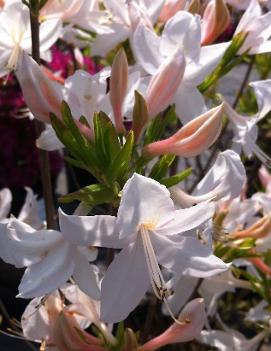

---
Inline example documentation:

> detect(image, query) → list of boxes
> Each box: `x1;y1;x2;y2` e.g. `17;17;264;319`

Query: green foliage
198;32;248;93
160;168;192;187
58;183;118;208
51;101;137;206
144;105;177;145
215;238;259;262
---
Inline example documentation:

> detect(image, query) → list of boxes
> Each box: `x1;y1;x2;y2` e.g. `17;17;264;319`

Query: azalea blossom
91;0;164;57
22;284;116;349
224;101;271;167
40;0;111;35
171;150;246;207
132;11;230;123
198;324;267;351
59;173;228;323
0;215;101;299
0;0;61;77
234;0;271;55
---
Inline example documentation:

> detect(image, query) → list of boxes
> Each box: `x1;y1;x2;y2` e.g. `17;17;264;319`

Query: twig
29;5;56;229
255;338;265;351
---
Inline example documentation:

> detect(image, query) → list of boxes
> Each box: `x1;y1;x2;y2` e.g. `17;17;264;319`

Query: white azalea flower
91;0;165;57
59;173;228;323
224;101;271;167
0;0;61;77
234;0;271;55
171;150;246;207
198;325;267;351
0;215;102;299
132;11;230;123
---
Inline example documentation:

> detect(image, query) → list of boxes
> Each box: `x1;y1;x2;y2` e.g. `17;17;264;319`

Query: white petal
156;201;215;236
39;19;62;52
91;23;129;57
153;234;229;277
72;251;101;300
21;291;61;342
174;82;207;124
0;188;12;220
184;42;231;85
18;242;74;298
101;236;150;323
194;150;246;202
18;187;43;229
249;79;271;119
117;174;175;239
132;22;163;75
3;219;63;268
160;11;201;62
164;275;199;315
59;208;121;248
36;124;63;151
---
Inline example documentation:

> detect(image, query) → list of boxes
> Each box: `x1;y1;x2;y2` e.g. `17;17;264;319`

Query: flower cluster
0;0;271;350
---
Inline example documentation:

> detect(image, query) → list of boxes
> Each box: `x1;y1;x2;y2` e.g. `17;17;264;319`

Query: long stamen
140;225;186;325
252;144;271;168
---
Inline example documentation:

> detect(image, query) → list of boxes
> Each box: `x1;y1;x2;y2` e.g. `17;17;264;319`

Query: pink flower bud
15;51;63;124
159;0;186;23
143;104;224;157
109;48;128;134
201;0;231;46
259;166;271;194
145;48;186;119
138;298;206;351
53;309;105;351
231;215;271;239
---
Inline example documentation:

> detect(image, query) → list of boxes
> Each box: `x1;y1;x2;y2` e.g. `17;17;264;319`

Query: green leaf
59;183;117;206
198;32;248;93
160;168;192;187
107;131;134;182
51;105;103;181
149;154;176;181
144;106;176;145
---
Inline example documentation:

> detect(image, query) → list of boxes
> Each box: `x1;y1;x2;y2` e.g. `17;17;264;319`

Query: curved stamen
140;225;187;325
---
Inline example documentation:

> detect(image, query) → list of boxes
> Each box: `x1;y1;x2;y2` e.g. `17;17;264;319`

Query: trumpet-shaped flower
0;215;101;299
59;173;228;323
40;0;112;36
171;150;246;207
0;0;61;77
224;101;271;167
198;325;267;351
91;0;164;57
143;104;224;158
132;11;230;123
22;284;116;349
234;0;271;55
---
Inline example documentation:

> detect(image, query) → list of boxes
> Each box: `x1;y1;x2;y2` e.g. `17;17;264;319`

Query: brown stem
30;7;56;229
